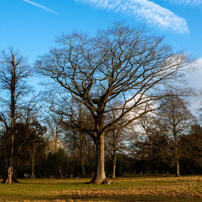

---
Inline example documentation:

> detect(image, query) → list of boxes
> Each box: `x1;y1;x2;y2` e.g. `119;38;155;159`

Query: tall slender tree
158;95;196;176
0;48;31;183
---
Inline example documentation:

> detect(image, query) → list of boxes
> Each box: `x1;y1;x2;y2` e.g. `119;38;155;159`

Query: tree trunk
31;144;36;178
31;155;35;178
2;164;19;183
54;134;58;153
90;134;106;184
176;160;180;177
31;161;35;178
112;154;116;179
174;134;180;177
80;135;86;176
2;129;19;183
2;140;19;183
112;131;117;179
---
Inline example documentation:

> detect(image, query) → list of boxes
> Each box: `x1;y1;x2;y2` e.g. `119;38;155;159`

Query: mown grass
1;176;202;201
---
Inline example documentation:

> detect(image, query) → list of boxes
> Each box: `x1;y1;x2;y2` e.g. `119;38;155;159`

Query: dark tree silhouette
158;95;196;176
0;48;31;183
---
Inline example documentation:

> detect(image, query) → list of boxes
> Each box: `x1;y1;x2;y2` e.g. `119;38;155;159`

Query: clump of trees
130;95;198;176
0;23;202;185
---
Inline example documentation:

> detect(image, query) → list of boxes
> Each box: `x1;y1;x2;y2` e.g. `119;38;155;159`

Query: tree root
89;178;111;185
1;174;19;183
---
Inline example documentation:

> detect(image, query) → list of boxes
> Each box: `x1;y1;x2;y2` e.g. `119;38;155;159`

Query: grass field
1;176;202;201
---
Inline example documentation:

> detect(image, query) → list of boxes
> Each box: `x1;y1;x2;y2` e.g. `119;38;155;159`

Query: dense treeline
1;117;202;179
0;23;201;184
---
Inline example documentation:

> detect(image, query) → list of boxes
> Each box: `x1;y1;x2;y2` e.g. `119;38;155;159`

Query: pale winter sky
1;0;202;114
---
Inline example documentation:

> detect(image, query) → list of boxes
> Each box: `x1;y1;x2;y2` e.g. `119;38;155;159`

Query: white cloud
185;57;202;114
186;57;202;89
168;0;202;6
23;0;58;14
75;0;189;34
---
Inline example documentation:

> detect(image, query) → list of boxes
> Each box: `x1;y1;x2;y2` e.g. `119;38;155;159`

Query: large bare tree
0;48;31;183
35;22;192;184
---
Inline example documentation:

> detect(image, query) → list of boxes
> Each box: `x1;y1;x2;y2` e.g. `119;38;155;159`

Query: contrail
23;0;58;14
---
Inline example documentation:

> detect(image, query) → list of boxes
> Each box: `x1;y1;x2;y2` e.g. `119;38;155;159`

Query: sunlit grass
1;176;202;201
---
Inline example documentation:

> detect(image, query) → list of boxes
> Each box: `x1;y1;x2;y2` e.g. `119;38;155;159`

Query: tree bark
90;133;106;184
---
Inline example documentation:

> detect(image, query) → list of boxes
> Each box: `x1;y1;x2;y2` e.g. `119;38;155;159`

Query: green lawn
1;176;202;201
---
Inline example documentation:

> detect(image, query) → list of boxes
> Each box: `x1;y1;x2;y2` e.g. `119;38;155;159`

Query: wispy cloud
23;0;58;14
75;0;189;34
168;0;202;6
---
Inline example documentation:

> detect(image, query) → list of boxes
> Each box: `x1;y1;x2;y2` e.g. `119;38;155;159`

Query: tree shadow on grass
1;194;202;202
34;194;202;202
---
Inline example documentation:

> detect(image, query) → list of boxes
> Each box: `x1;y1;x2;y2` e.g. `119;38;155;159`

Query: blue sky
1;0;202;111
1;0;202;61
2;0;130;62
